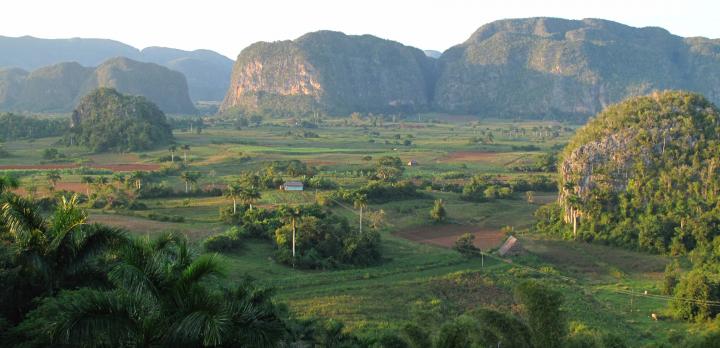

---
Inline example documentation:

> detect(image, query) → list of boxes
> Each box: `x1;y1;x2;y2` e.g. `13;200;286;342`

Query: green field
0;116;696;345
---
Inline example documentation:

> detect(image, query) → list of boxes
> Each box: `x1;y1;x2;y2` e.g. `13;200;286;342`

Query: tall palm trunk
292;218;296;268
233;198;237;214
359;206;363;234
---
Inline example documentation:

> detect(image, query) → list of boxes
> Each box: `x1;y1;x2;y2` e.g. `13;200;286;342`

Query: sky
1;0;718;59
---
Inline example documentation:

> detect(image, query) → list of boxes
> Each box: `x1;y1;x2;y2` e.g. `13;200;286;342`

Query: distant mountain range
0;57;196;114
4;18;720;119
220;18;720;119
0;36;233;102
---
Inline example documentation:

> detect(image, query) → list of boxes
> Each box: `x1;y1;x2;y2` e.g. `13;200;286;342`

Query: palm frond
166;298;231;347
48;194;88;253
180;254;226;286
63;224;128;276
1;196;46;243
13;288;142;347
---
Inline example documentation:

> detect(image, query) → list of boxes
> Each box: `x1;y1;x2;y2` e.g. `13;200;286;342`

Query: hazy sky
2;0;718;58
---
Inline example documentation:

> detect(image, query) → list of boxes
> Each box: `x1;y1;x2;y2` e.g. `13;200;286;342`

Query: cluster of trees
330;180;424;205
0;113;68;140
460;174;556;202
461;175;514;202
64;88;174;152
509;152;558;172
215;174;381;269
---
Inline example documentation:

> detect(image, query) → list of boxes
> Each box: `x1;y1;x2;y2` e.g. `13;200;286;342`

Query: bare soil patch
395;224;505;250
0;163;161;172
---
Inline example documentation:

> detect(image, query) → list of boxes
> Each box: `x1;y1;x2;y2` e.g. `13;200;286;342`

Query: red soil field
394;224;505;250
0;163;162;172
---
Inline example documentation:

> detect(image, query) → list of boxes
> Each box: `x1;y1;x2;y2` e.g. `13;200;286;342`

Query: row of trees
0;113;68;140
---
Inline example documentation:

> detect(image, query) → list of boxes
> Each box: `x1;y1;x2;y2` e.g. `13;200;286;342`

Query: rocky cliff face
558;91;717;224
221;31;436;115
434;18;720;118
0;58;196;114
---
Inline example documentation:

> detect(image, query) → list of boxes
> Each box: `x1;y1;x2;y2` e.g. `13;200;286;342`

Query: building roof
498;235;519;256
284;181;304;186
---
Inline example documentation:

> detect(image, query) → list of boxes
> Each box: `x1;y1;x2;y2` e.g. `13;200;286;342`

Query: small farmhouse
407;160;418;166
498;235;522;256
281;181;304;191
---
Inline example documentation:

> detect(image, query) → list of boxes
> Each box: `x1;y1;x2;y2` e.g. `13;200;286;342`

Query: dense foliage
218;203;382;270
65;88;174;152
0;113;68;140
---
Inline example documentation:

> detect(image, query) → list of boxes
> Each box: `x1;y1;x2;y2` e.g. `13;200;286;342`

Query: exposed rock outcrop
221;31;436;115
434;18;720;118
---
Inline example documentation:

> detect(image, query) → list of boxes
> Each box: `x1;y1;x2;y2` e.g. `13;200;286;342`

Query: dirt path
394;224;505;250
439;151;499;162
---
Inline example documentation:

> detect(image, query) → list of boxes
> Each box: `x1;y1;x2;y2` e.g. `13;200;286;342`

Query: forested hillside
66;88;174;152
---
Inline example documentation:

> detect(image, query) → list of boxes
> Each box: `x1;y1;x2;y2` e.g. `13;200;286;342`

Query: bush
430;199;447;222
671;268;720;321
454;233;479;256
148;213;185;223
204;227;248;252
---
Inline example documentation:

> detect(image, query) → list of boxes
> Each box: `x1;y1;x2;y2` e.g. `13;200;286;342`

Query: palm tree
96;176;109;187
80;176;94;196
279;206;302;268
239;186;261;211
15;233;284;347
168;144;177;163
182;144;191;162
354;194;368;234
129;171;145;190
180;171;199;194
112;173;126;189
224;182;243;214
0;194;126;322
46;171;61;192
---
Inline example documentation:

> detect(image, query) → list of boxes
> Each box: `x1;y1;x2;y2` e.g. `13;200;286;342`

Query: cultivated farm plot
394;224;505;250
89;213;224;240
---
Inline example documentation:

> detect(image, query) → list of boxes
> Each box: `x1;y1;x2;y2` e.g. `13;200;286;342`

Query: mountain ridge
0;57;196;114
0;36;233;101
221;17;720;118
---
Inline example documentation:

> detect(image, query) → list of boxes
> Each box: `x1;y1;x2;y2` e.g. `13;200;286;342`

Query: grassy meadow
0;115;694;345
